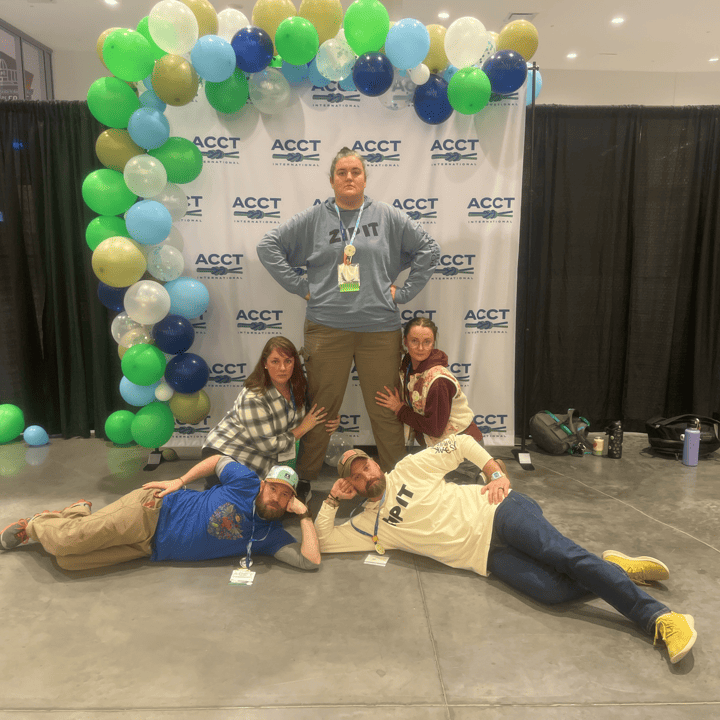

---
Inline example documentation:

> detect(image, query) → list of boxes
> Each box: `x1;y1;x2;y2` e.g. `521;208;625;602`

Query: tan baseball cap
337;448;370;479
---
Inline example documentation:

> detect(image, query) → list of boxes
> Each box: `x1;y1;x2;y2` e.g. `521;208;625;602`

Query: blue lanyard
349;492;386;554
243;501;271;568
334;202;365;250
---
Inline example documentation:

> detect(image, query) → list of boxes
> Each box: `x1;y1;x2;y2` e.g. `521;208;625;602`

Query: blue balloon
338;73;357;92
281;60;310;85
526;65;542;105
143;74;154;92
164;277;210;320
120;376;160;406
482;50;528;95
23;425;49;446
308;57;331;88
385;19;430;71
164;353;210;394
98;282;129;312
191;34;236;82
139;89;167;111
413;74;453;125
152;313;195;354
128;107;170;150
125;200;173;245
443;64;459;83
231;26;273;74
353;53;394;97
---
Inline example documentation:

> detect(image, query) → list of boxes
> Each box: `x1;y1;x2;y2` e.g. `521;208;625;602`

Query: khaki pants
26;488;163;570
298;320;407;479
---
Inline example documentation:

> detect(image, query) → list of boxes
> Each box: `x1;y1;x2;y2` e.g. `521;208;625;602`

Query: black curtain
517;105;720;434
0;100;122;437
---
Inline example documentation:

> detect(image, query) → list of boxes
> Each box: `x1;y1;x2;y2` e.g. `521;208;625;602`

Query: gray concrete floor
1;433;719;719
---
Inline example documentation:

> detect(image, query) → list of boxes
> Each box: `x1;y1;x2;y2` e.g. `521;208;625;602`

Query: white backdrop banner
163;81;525;449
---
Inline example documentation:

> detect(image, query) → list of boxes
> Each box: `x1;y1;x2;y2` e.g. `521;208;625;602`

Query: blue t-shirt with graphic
151;460;294;562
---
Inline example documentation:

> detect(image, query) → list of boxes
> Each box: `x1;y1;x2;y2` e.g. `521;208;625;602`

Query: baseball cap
264;465;299;495
337;448;370;479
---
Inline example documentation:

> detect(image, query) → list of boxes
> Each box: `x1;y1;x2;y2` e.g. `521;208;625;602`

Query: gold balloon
424;24;448;75
298;0;342;45
152;54;200;107
118;344;128;360
177;0;219;37
252;0;296;41
169;390;211;424
92;237;147;288
95;129;143;172
96;27;121;67
497;20;538;61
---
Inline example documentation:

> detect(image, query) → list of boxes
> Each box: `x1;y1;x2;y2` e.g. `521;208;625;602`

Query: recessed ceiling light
438;11;449;19
710;57;719;62
104;0;119;5
567;53;577;59
611;17;624;25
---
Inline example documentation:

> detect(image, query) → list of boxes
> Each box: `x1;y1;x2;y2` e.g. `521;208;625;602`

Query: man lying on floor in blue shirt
1;456;320;572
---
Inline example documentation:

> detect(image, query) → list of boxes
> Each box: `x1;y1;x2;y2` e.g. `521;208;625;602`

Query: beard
255;496;285;520
356;476;387;499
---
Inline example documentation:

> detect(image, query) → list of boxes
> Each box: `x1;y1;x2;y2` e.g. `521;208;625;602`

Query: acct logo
308;81;361;108
401;309;437;323
473;413;509;436
174;417;211;437
337;412;362;436
448;361;472;386
464;309;511;335
182;195;203;223
467;196;516;223
192;135;241;164
208;361;248;387
192;313;207;336
433;253;475;280
235;309;283;335
392;197;438;223
352;139;401;167
488;91;519;107
430;139;478;166
271;138;321;166
232;196;282;224
195;252;243;280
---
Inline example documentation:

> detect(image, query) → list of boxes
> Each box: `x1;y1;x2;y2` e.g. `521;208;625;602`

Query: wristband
490;471;504;481
297;511;312;520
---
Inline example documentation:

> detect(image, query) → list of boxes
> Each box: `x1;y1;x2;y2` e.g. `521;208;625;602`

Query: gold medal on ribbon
344;244;356;258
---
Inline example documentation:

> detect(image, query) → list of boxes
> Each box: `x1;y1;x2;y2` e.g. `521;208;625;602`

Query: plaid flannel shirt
203;386;305;479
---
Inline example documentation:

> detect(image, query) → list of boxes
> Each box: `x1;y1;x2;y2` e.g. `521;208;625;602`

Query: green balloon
275;17;319;66
102;28;155;82
87;77;141;129
131;402;175;448
149;137;204;184
105;409;136;445
86;215;129;251
0;404;25;444
136;16;167;61
447;67;492;115
205;69;249;115
343;0;390;55
81;169;137;216
121;343;167;386
271;55;283;68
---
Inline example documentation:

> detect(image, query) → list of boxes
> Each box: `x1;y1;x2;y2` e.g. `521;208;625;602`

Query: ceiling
0;0;718;73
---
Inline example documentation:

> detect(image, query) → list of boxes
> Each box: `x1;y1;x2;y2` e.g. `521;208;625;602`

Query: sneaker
654;612;697;663
296;480;312;506
1;519;29;550
64;499;92;513
602;550;669;585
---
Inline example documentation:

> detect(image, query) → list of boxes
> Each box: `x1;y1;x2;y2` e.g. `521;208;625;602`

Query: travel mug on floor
682;419;701;466
606;421;623;459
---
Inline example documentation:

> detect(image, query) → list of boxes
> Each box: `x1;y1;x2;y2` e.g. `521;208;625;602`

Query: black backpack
529;409;593;455
645;415;720;456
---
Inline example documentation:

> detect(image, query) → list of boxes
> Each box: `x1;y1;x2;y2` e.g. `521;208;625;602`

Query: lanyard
334;202;365;250
349;492;386;554
242;500;271;568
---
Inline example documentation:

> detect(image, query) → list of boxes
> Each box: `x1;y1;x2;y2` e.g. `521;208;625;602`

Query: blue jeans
487;492;669;635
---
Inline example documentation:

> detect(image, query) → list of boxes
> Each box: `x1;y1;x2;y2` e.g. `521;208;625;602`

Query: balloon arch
83;0;541;449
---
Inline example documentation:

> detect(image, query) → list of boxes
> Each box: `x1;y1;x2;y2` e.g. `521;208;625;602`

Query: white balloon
378;69;416;110
111;312;142;344
147;244;185;282
164;225;185;252
149;0;199;55
123;280;172;325
119;325;154;349
444;16;488;69
123;154;168;198
409;63;430;85
155;183;188;221
325;432;352;467
217;8;250;42
315;37;356;82
155;381;175;401
248;69;290;115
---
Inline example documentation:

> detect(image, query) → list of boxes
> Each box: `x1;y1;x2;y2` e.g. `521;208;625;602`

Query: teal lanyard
334;202;365;251
243;501;271;568
349;492;386;554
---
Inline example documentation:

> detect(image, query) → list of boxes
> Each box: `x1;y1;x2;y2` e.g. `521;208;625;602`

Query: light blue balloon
23;425;49;446
281;61;310;85
190;35;236;82
128;107;170;150
125;200;173;245
164;277;210;320
120;376;160;405
339;74;357;92
143;74;154;92
385;19;430;71
526;66;543;105
443;64;459;83
139;89;166;111
308;57;331;88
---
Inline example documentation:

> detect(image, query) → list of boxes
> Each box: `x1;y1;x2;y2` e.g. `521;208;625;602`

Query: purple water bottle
682;419;701;466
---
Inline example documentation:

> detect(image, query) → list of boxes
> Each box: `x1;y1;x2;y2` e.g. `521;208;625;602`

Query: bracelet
325;496;340;508
297;511;312;520
329;494;340;501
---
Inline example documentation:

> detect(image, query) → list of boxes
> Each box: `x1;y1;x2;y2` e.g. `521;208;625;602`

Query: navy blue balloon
164;353;210;394
231;26;274;74
152;313;195;355
482;50;528;95
97;282;128;312
352;53;394;97
413;75;453;125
